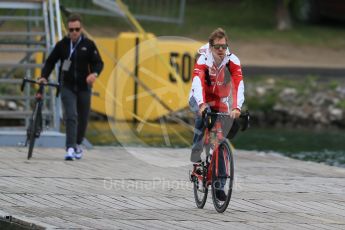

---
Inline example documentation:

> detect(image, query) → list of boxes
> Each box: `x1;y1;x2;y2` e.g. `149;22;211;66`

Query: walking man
39;14;103;160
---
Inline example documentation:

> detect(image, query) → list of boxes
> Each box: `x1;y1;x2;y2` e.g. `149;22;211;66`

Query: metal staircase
0;0;65;147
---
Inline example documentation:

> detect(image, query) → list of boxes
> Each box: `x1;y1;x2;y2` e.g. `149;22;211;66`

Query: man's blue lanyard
69;36;82;60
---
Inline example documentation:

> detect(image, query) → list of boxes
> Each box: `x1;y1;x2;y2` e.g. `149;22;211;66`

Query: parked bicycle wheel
193;162;208;209
211;139;234;213
27;103;41;159
21;78;60;160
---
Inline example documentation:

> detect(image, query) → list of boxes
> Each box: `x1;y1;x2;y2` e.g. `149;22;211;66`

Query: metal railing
0;0;62;131
60;0;186;24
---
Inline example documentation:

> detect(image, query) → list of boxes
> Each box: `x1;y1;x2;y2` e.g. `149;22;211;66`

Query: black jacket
41;35;103;91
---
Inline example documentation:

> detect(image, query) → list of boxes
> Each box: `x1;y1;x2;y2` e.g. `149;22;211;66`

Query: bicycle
190;110;249;213
21;78;60;160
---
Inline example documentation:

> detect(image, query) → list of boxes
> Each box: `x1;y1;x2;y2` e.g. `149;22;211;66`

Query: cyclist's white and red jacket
189;43;244;113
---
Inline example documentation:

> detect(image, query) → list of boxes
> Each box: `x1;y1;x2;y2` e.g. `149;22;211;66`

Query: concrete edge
0;211;55;230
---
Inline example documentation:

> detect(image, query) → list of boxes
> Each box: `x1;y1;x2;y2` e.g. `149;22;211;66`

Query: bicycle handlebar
203;110;250;131
21;78;60;97
204;111;230;117
203;111;249;118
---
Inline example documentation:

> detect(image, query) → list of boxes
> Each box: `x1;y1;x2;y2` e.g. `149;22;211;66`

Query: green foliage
336;100;345;110
328;80;339;90
57;0;345;48
247;92;277;112
140;0;345;48
0;84;16;95
0;70;24;95
244;75;345;113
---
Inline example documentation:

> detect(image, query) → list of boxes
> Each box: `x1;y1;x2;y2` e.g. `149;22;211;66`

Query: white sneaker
64;147;75;161
74;145;83;160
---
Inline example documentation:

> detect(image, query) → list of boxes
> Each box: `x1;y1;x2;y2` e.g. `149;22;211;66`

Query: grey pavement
0;146;345;229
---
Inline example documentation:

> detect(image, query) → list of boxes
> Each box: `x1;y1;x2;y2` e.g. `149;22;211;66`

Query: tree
276;0;292;30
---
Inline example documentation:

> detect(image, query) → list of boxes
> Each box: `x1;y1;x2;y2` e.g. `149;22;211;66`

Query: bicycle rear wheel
27;103;40;159
211;139;234;213
192;163;208;208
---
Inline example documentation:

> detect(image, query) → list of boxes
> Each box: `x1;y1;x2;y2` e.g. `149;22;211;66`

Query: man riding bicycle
189;27;245;160
189;28;245;200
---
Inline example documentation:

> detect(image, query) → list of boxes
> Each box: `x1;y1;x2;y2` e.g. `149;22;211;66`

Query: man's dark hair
208;28;228;46
67;14;82;23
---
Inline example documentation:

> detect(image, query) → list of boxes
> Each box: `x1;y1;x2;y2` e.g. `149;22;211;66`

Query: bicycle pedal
195;168;203;175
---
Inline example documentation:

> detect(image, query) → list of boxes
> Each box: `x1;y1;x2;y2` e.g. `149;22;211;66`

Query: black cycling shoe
216;190;227;201
193;161;203;175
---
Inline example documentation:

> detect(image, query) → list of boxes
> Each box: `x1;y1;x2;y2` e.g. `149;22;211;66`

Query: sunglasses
69;27;81;32
212;44;228;50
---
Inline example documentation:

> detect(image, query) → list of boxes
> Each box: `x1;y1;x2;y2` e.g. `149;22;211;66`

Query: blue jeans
189;96;205;162
190;114;205;162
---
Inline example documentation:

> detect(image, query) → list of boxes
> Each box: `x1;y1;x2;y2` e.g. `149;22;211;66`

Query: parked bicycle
190;110;249;213
21;78;60;159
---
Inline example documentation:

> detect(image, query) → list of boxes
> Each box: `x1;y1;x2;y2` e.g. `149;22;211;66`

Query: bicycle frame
30;85;44;137
191;111;249;212
21;78;60;159
204;116;229;187
191;113;230;186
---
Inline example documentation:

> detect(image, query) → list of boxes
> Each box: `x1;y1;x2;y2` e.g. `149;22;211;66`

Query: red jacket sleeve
228;56;244;110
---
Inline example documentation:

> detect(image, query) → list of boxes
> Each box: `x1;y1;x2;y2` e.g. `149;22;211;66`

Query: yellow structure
92;32;203;121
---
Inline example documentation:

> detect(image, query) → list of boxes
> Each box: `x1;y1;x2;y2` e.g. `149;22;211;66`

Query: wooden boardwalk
0;146;345;229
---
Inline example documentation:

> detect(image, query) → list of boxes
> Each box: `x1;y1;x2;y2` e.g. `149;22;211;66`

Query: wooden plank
0;147;344;229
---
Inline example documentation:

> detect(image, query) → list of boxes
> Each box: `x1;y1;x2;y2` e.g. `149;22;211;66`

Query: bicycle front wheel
211;139;234;213
27;103;40;159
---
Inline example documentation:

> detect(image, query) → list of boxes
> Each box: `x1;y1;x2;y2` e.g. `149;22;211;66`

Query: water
232;127;345;167
87;121;345;167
